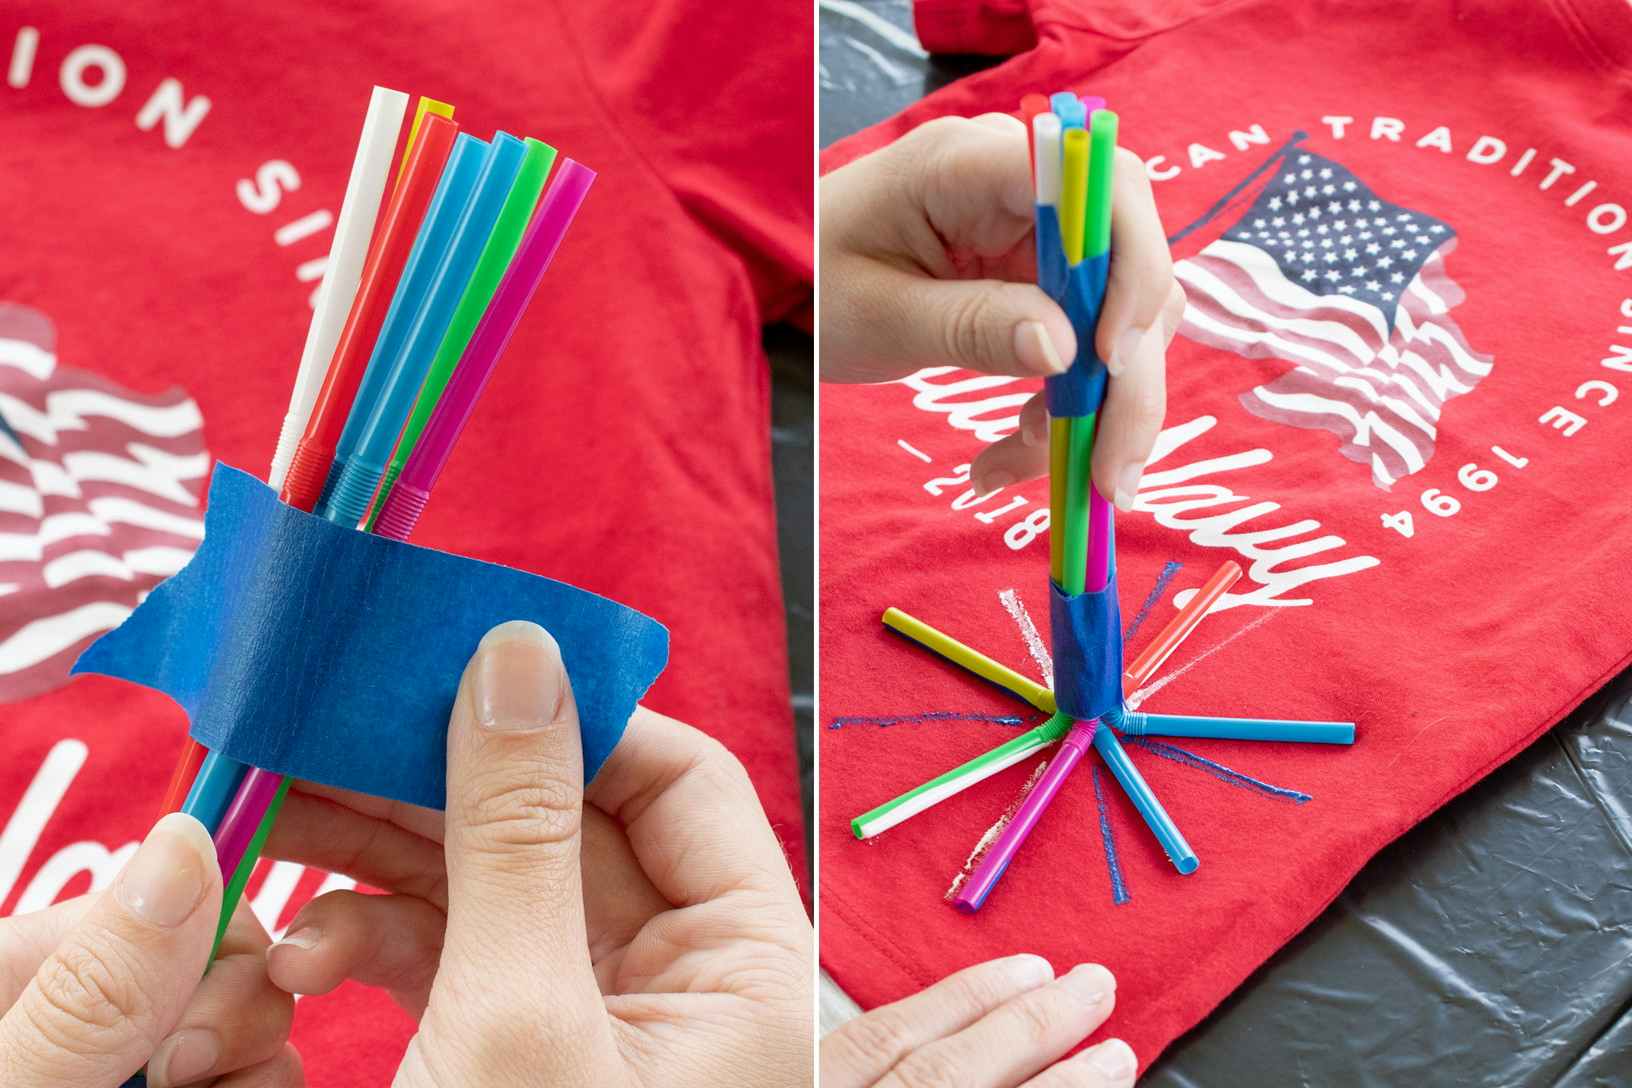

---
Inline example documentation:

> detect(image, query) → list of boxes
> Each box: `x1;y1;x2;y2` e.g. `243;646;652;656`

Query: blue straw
1050;91;1086;129
180;750;246;833
321;131;526;526
319;132;489;512
1121;711;1355;745
1092;726;1199;874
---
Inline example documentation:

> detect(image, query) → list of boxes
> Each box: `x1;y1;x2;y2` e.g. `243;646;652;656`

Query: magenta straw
212;767;284;876
1087;488;1113;592
374;158;596;542
952;720;1098;912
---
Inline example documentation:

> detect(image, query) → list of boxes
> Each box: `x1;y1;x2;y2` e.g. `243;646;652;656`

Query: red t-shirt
820;0;1632;1067
0;3;810;1082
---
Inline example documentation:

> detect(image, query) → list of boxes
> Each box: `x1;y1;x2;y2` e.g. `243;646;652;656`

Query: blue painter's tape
73;465;668;810
1035;204;1068;302
1049;576;1123;722
1044;254;1109;419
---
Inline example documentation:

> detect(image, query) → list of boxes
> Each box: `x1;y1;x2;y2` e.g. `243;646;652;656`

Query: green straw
211;778;291;956
364;137;558;528
852;716;1070;839
1084;111;1118;259
1060;412;1097;595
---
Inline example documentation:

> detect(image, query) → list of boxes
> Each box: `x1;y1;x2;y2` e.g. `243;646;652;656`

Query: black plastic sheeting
769;325;815;882
819;3;1632;1082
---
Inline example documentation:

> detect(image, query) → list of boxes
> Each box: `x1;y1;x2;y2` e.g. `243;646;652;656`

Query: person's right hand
261;620;813;1087
820;955;1137;1087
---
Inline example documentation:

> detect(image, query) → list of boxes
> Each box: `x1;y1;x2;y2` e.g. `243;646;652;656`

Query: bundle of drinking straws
155;86;595;949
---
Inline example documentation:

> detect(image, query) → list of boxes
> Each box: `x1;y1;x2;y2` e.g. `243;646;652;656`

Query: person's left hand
0;813;301;1087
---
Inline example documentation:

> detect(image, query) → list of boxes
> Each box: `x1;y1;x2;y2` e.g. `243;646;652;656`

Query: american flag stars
1221;148;1455;317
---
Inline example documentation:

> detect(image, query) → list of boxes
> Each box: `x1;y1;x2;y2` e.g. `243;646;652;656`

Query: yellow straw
883;607;1055;713
1059;129;1089;265
396;97;454;182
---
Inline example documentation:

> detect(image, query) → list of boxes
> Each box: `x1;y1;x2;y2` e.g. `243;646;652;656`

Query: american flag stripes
0;302;208;702
1176;149;1493;488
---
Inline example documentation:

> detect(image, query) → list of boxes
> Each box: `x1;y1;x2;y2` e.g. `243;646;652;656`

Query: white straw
1033;112;1062;206
267;85;408;488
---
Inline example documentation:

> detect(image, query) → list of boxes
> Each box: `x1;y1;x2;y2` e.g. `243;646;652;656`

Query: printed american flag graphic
0;302;208;702
1175;149;1493;488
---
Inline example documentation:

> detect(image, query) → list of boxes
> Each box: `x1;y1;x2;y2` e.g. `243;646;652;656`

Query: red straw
1020;92;1050;182
282;113;459;512
1124;561;1243;691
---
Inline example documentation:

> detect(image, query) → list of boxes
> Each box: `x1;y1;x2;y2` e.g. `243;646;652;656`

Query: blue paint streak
827;711;1027;730
1125;736;1312;803
1092;766;1131;905
1123;561;1182;643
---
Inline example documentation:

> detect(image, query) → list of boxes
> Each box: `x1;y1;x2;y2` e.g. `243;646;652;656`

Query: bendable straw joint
373;482;430;543
282;439;332;513
364;459;404;530
325;459;386;527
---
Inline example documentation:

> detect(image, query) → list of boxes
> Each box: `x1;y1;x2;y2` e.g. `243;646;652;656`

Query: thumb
883;111;1075;378
885;271;1077;378
437;621;609;1051
0;813;221;1087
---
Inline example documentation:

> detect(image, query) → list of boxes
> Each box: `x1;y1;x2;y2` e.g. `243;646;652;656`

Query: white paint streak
1127;610;1279;708
998;587;1052;688
896;439;932;463
944;759;1049;900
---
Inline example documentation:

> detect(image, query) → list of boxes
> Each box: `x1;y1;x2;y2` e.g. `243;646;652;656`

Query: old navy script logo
898;367;1380;611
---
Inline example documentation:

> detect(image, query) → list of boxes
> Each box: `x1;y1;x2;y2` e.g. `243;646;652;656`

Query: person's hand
820;113;1185;507
821;954;1137;1087
0;813;301;1087
261;620;812;1087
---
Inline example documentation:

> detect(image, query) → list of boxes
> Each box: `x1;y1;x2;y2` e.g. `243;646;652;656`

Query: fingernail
1114;463;1142;512
1022;412;1050;448
115;812;213;929
1061;962;1117;1005
273;926;322;952
1108;325;1149;377
1004;953;1055;987
1015;320;1068;375
150;1029;222;1088
473;620;566;731
976;471;1014;497
1086;1038;1138;1082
